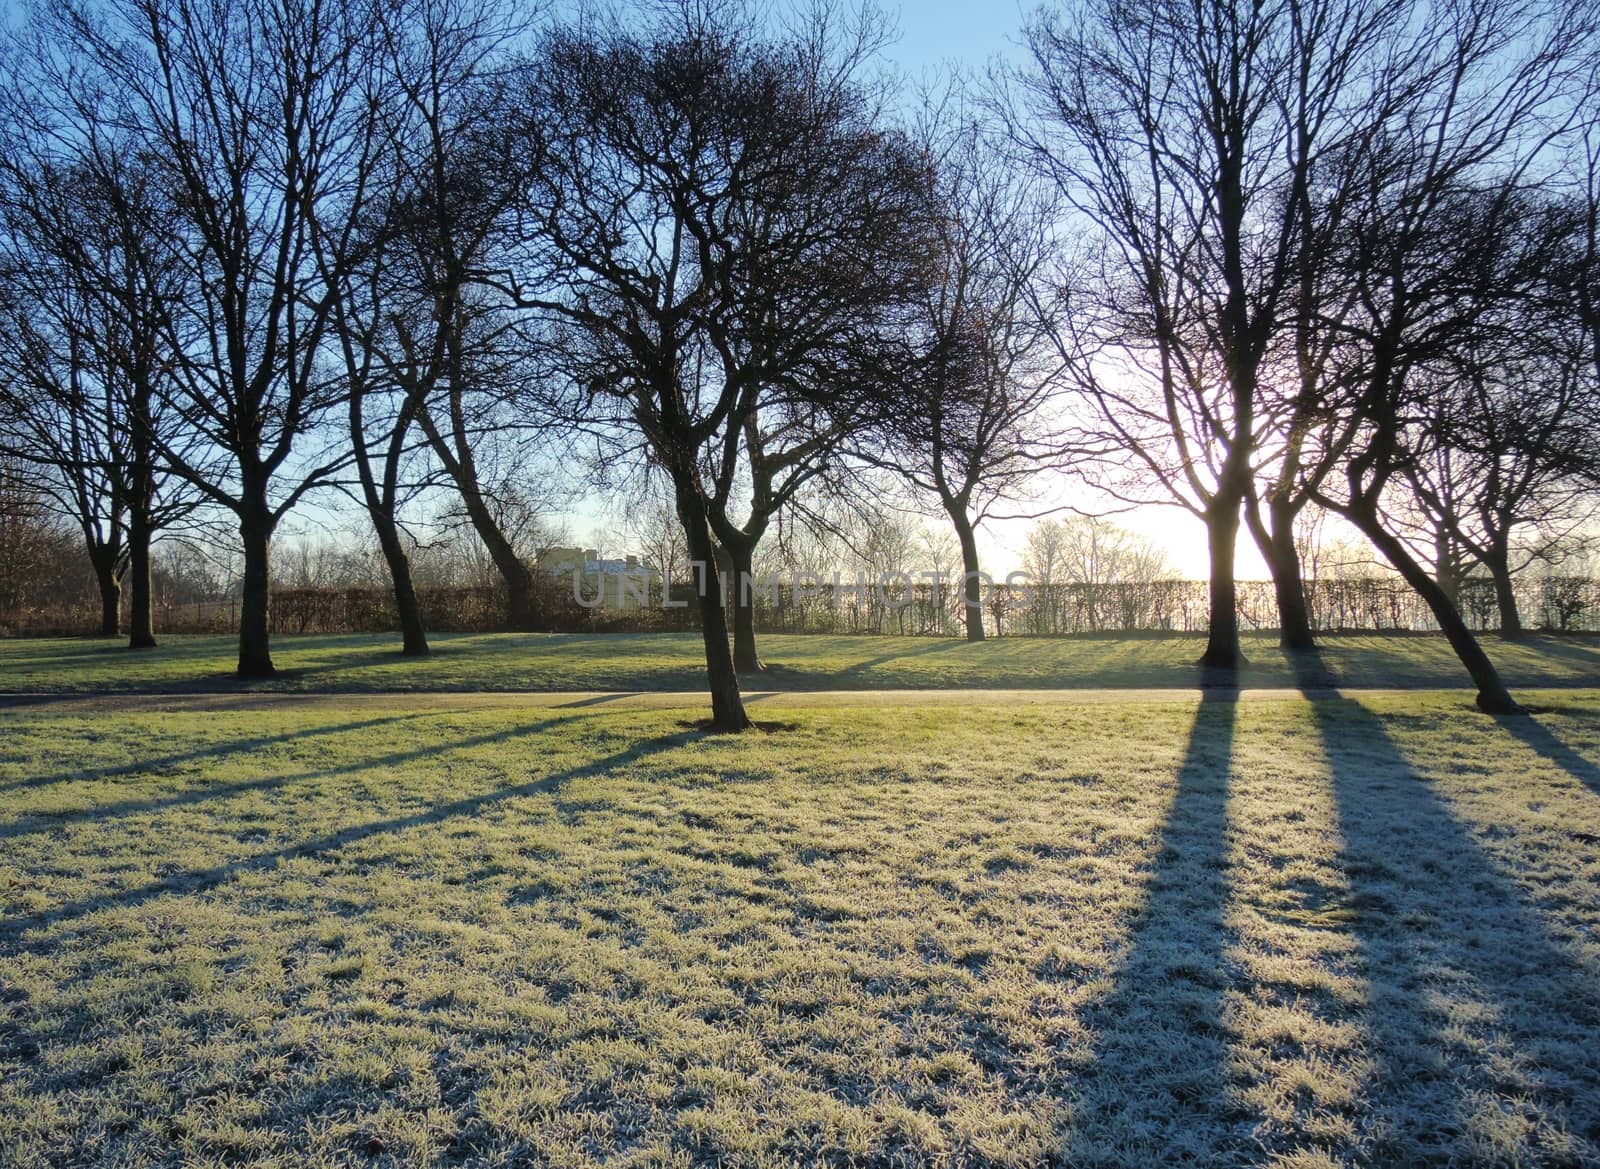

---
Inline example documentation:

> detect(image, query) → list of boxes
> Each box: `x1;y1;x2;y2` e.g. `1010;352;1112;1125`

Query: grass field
3;688;1599;1167
1;629;1598;693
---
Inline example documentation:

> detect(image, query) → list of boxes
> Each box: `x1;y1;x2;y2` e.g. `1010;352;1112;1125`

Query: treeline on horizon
5;500;1599;640
1;0;1598;726
15;578;1600;641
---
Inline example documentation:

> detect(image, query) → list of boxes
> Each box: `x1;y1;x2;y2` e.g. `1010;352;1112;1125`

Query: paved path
2;684;1578;714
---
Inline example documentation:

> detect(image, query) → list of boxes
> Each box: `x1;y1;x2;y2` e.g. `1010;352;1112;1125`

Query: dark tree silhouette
1397;203;1599;638
865;110;1066;642
375;15;550;635
518;4;934;729
0;104;198;648
318;0;532;655
1311;163;1595;711
39;0;388;676
704;402;849;673
1010;0;1409;666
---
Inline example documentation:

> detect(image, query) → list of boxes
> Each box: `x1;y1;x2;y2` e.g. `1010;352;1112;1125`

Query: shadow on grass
268;646;439;681
1306;693;1600;1163
673;717;800;735
0;715;576;841
1511;634;1600;673
0;726;700;954
0;711;441;797
833;637;964;679
0;694;116;711
1495;712;1600;796
553;692;645;709
1061;688;1240;1161
1276;645;1336;688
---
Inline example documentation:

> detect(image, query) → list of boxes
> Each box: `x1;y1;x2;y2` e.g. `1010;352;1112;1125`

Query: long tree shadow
0;715;574;842
1061;688;1241;1162
833;637;965;679
1493;710;1600;797
1512;634;1600;675
1306;694;1600;1164
553;692;645;709
0;727;699;956
268;647;449;683
0;694;107;711
1275;645;1336;689
0;711;441;796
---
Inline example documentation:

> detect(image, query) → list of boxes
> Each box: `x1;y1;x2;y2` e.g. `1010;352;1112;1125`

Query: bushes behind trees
7;575;1598;638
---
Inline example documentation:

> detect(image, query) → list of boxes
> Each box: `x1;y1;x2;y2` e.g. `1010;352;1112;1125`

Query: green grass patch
2;691;1598;1166
1;630;1597;694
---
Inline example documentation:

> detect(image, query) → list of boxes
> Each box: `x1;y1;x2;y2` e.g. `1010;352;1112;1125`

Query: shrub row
6;575;1599;637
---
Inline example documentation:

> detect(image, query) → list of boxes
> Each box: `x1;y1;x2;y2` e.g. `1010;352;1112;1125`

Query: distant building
536;547;661;609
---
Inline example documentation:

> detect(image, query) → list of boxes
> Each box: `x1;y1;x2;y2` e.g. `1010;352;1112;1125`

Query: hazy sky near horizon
874;3;1271;578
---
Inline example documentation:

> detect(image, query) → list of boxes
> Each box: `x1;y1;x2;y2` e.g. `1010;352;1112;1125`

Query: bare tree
329;284;435;654
868;108;1066;641
1057;515;1171;631
0;460;87;625
1011;0;1429;666
1579;129;1600;475
1023;515;1171;633
670;24;937;674
0;274;128;637
704;403;855;671
40;0;390;675
364;0;554;633
624;480;690;597
316;0;532;655
0;105;198;647
519;3;933;730
1022;516;1068;632
1302;6;1598;711
1399;256;1600;638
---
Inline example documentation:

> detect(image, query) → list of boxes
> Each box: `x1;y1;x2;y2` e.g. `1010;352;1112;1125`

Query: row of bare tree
1011;0;1600;713
2;0;1598;726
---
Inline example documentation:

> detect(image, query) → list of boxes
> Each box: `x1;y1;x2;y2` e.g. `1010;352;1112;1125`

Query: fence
5;574;1599;638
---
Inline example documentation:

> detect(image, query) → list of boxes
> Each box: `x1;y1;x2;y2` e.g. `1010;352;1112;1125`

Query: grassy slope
2;692;1598;1167
2;630;1598;693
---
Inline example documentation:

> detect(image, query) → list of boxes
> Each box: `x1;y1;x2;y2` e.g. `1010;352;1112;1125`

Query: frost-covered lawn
1;629;1597;693
2;691;1598;1166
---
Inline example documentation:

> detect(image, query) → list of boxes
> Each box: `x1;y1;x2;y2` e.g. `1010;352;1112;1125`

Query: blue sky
879;2;1028;76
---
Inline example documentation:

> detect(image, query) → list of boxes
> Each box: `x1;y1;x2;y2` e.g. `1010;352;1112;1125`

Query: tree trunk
675;480;749;731
351;385;430;654
417;398;540;631
375;516;429;657
93;551;120;637
1246;495;1316;650
455;482;538;631
951;510;985;642
1347;505;1519;713
1486;548;1523;640
1435;526;1462;606
237;487;275;677
127;508;157;649
1199;488;1246;668
727;537;765;673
